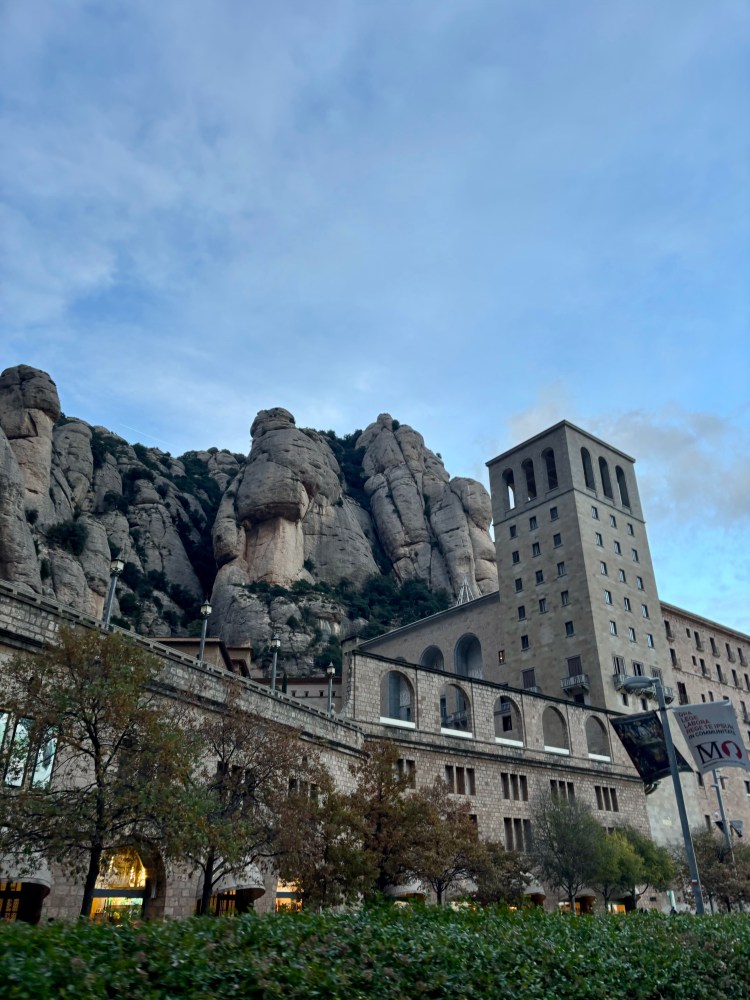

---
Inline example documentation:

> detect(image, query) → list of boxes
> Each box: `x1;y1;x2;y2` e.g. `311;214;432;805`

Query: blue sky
1;1;748;630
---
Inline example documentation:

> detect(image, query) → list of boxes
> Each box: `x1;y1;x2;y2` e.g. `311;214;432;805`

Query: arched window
542;448;558;491
502;469;516;510
380;671;415;725
585;716;610;759
493;695;523;744
615;466;631;508
598;457;613;499
420;646;444;671
93;845;166;921
439;683;472;734
454;634;483;679
542;706;569;753
521;459;537;501
581;447;596;490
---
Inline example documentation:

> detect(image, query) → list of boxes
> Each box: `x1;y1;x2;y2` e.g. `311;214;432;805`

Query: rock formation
0;364;498;672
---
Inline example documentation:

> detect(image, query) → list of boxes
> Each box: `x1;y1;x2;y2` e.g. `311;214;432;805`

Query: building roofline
356;590;500;648
487;420;636;468
660;601;750;643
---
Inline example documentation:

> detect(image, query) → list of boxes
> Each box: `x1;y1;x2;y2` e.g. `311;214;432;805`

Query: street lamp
103;558;125;628
620;675;705;915
270;632;281;693
326;662;335;716
198;600;212;664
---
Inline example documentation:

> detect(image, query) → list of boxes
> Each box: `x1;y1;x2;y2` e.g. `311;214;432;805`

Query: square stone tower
487;421;673;714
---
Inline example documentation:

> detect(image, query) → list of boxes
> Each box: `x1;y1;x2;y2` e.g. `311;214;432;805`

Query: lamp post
270;632;281;693
198;600;212;664
326;662;335;716
103;558;124;628
620;675;705;915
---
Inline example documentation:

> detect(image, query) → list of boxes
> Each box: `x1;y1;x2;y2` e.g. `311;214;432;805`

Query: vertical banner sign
610;711;693;783
671;701;750;775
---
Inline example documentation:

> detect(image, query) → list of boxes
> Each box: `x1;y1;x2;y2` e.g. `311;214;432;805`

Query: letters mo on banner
671;701;750;775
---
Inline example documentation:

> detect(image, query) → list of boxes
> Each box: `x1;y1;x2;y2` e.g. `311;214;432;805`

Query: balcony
613;673;626;691
561;673;591;693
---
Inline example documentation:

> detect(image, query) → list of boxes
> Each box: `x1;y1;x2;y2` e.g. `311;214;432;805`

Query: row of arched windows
420;636;483;679
580;448;630;507
502;449;558;509
378;670;611;759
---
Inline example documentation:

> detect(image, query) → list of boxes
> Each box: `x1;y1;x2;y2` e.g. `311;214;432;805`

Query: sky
1;1;748;631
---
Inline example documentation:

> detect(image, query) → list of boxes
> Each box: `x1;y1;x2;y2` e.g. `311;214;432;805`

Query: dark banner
611;711;693;783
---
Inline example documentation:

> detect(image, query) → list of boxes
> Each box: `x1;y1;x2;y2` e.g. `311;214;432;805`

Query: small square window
550;506;558;521
609;621;617;636
565;621;575;637
618;569;626;583
628;627;636;642
557;562;566;577
517;605;526;620
535;570;544;585
627;523;634;536
595;532;603;547
613;541;622;555
631;548;639;563
636;576;644;590
641;604;649;619
521;635;530;651
529;516;537;530
604;590;612;605
532;542;541;557
609;515;617;528
561;590;570;606
623;597;631;612
600;561;608;576
647;633;654;648
539;598;547;614
512;550;520;564
553;532;562;547
509;525;517;539
515;577;523;593
592;506;599;519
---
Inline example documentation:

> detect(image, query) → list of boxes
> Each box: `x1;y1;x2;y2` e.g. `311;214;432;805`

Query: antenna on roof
455;576;476;606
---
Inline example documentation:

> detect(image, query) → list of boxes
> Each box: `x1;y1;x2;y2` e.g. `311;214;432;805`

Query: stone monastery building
1;421;749;920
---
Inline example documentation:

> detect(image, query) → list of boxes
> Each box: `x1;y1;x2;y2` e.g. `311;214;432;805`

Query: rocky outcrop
0;365;498;673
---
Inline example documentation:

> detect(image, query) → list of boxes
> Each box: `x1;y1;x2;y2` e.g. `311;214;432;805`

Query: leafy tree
618;826;676;909
470;842;532;907
674;829;750;913
188;683;303;916
529;793;604;913
590;830;643;910
0;626;199;917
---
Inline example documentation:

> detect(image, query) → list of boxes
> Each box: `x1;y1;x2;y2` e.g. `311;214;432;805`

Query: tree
0;626;198;917
529;793;604;913
470;842;532;907
674;829;750;913
275;762;371;910
590;830;643;910
188;681;303;916
618;826;675;909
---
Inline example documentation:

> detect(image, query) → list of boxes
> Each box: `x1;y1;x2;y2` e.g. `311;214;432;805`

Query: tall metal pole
270;632;280;693
326;663;334;716
711;769;734;863
654;677;705;915
103;559;124;628
198;600;212;665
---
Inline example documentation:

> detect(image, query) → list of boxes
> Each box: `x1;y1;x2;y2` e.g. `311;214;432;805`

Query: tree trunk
568;890;576;915
199;851;216;916
80;842;104;918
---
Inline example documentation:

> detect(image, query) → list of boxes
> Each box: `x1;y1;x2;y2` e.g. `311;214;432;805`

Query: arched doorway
92;845;165;923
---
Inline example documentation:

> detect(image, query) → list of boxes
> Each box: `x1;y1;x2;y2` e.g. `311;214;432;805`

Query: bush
46;519;88;556
24;508;38;525
0;909;748;999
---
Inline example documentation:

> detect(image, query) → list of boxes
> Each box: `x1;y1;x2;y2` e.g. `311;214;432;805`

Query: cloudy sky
2;1;748;630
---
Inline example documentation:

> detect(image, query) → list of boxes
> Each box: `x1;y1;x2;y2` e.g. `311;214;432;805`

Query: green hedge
1;908;748;999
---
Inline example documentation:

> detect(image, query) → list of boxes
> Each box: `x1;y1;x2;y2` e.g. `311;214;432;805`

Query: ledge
441;728;473;740
544;745;570;756
495;737;524;748
379;717;416;730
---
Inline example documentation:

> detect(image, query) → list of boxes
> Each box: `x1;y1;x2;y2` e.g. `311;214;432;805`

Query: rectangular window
595;532;603;547
631;548;639;562
628;627;636;642
709;691;714;702
565;621;575;637
613;655;626;675
710;637;718;655
600;561;608;576
636;576;644;590
567;655;582;675
538;597;547;614
557;562;566;577
517;605;526;620
535;570;544;585
521;635;530;651
553;533;562;547
604;590;612;605
532;542;541;557
529;516;537;530
522;668;536;689
560;590;569;606
677;682;688;705
509;525;517;539
618;569;626;583
501;773;510;799
627;523;634;536
592;506;599;519
700;659;708;676
623;597;631;612
498;649;505;664
670;647;677;665
550;506;558;521
613;540;622;555
512;550;520;564
31;731;57;789
444;765;455;793
511;774;519;800
398;758;416;788
632;661;644;676
717;665;725;684
594;786;619;812
5;717;33;788
641;604;649;619
456;767;466;795
647;633;654;648
515;577;523;593
609;620;617;636
609;514;617;528
732;670;739;687
520;775;528;801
